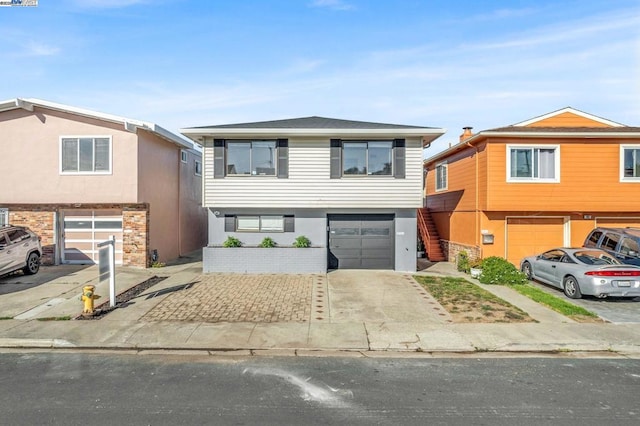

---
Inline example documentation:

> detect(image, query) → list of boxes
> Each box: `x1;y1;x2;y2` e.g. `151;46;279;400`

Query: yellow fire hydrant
80;285;100;314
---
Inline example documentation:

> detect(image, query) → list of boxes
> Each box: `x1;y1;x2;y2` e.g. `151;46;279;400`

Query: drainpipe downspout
465;140;480;256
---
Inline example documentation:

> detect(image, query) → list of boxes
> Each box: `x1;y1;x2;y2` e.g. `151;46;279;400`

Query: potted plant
417;239;425;258
469;258;483;278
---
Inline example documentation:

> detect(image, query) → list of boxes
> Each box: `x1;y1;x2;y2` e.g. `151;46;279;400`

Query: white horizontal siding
203;137;424;208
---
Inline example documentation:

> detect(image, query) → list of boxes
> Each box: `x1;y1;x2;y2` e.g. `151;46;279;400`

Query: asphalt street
1;352;638;425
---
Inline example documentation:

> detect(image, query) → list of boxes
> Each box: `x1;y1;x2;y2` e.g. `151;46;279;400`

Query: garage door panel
63;210;123;265
507;218;565;266
331;238;361;249
328;214;394;270
362;239;392;249
596;219;640;229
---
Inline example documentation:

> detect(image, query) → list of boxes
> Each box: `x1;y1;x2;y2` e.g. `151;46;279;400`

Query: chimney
459;126;473;142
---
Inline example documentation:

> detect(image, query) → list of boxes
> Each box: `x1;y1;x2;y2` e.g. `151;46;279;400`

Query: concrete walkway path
1;257;639;357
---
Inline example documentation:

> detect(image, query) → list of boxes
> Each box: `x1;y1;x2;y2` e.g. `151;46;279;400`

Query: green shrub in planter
478;256;527;285
259;237;276;248
223;236;242;248
293;235;311;248
457;251;470;273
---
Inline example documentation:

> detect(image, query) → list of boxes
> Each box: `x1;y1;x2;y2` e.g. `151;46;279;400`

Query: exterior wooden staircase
417;208;445;261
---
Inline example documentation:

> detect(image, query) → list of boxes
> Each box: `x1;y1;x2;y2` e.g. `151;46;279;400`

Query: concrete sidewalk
1;257;639;357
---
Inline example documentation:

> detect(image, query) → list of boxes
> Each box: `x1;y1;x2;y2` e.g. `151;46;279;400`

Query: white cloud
309;0;355;11
25;41;60;56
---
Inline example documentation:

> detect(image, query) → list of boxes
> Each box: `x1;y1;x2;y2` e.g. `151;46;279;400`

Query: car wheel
563;276;582;299
23;252;40;275
521;262;533;280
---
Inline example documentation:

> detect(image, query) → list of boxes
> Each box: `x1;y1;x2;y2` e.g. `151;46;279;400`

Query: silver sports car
520;248;640;299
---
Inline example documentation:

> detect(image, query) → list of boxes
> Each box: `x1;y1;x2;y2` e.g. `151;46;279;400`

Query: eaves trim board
0;97;193;150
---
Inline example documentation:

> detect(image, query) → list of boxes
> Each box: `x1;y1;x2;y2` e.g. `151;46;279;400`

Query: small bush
293;235;311;248
222;236;242;248
457;251;470;273
469;258;483;269
478;256;528;285
259;237;277;248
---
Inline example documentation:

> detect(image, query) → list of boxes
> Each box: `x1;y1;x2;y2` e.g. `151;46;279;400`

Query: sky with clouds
1;0;639;153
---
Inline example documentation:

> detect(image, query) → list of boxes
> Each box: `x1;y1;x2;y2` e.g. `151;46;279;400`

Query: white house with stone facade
0;98;207;267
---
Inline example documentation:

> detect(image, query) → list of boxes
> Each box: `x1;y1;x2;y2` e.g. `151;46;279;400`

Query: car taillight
585;270;640;277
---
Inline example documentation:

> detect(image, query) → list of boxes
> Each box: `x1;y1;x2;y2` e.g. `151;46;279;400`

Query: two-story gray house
181;116;444;273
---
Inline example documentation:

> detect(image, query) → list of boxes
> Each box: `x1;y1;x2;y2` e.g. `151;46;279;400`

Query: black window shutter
277;139;288;178
394;139;406;179
284;215;295;232
214;139;225;179
330;139;342;179
224;215;235;232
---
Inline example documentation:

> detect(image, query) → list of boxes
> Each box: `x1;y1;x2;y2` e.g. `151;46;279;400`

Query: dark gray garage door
328;214;394;270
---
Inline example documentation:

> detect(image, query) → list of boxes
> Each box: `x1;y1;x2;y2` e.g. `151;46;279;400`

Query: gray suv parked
0;225;42;277
583;227;640;266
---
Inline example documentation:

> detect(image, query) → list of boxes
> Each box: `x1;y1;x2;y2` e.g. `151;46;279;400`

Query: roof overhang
181;127;446;147
0;97;193;150
424;130;640;166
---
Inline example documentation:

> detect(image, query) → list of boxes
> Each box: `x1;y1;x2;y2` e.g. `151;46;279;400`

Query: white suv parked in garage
0;225;42;277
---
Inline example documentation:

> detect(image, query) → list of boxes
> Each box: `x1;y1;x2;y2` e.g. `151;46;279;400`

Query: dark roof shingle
191;116;435;130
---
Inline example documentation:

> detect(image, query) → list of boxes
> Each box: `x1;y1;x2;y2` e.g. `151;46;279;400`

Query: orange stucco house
423;107;640;266
0;98;207;267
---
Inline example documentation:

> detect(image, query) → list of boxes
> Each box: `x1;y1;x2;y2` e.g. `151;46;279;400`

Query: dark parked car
583;227;640;266
521;248;640;299
0;225;42;277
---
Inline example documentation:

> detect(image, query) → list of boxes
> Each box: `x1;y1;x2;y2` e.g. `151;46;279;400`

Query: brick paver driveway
140;270;449;324
142;274;327;323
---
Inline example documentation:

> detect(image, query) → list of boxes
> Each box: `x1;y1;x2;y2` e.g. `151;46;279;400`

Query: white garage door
62;210;123;265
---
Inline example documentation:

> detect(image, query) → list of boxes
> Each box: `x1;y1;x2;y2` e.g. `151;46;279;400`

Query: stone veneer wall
441;240;481;264
122;205;150;267
8;208;56;265
4;203;149;267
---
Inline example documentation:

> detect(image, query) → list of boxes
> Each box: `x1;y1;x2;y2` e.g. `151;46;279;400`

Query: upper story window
227;140;276;176
507;145;559;182
343;141;393;176
214;139;288;178
181;150;188;163
621;145;640;181
195;160;202;176
435;162;448;191
330;139;405;179
60;136;111;174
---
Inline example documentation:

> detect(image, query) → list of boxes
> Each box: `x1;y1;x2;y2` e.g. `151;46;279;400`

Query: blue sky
2;0;639;153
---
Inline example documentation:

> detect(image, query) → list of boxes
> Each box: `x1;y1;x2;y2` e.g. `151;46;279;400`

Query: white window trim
620;144;640;182
195;160;202;176
236;215;284;232
435;161;448;192
59;135;113;175
181;150;188;163
506;144;560;183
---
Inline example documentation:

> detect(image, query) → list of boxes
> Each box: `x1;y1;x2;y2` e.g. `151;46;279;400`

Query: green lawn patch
510;284;598;320
36;316;72;321
413;275;534;323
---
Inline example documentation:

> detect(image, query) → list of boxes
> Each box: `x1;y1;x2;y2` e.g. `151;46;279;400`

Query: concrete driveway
326;270;451;323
